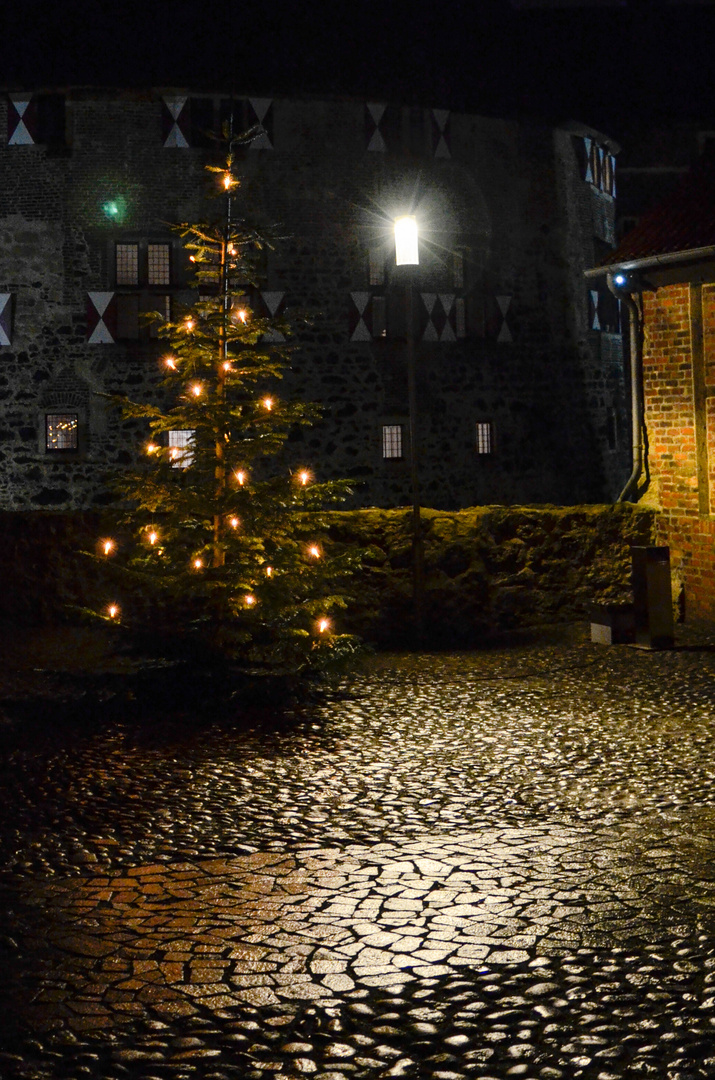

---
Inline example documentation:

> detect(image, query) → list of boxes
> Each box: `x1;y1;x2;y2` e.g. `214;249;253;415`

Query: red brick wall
642;282;715;619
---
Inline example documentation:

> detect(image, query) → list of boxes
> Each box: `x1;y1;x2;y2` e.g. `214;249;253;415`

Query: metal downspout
614;287;644;503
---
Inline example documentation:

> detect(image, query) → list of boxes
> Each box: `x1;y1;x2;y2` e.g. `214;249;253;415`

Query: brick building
589;154;715;619
0;88;626;511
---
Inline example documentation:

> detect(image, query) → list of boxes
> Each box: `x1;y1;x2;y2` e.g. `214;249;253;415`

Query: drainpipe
608;274;644;503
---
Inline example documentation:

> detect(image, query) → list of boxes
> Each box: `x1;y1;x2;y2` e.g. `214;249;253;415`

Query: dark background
1;0;714;141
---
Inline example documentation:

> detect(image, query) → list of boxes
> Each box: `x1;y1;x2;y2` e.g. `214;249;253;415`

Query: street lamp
394;215;423;638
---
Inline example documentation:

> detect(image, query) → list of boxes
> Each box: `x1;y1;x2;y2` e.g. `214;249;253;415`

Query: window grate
168;429;194;468
46;413;78;451
382;424;403;459
148;244;171;286
116;244;139;285
476;421;492;455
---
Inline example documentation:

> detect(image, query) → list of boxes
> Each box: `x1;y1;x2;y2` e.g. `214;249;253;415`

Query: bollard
631;546;674;649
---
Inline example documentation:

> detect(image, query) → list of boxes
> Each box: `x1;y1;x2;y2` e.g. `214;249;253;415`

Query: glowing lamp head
245;593;256;606
191;383;202;397
223;361;232;372
236;308;247;323
223;173;233;190
235;470;246;485
262;396;274;411
613;273;627;286
164;356;177;370
265;565;273;577
185;318;195;331
148;530;158;545
318;618;330;634
107;604;119;619
308;545;321;559
147;442;158;455
229;516;239;529
394;215;419;266
193;557;203;570
299;470;310;486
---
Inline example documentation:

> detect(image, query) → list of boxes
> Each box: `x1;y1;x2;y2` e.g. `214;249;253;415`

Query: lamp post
394;215;423;639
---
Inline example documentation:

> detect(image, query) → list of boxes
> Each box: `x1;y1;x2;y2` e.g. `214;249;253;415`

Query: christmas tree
95;134;364;682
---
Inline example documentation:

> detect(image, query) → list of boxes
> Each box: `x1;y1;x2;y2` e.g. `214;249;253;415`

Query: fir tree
96;137;364;680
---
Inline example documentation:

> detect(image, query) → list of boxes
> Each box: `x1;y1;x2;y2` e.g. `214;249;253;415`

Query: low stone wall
324;504;655;645
0;505;656;644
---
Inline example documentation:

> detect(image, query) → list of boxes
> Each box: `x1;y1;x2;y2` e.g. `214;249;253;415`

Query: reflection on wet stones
5;637;715;1076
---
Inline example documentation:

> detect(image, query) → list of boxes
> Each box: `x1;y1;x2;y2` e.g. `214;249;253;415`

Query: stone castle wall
0;90;628;511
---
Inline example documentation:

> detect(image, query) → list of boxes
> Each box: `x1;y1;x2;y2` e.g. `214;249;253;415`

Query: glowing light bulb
235;470;246;485
229;517;239;529
147;442;158;454
193;557;203;570
262;396;273;411
148;530;158;545
236;309;247;323
164;356;177;370
191;383;202;397
318;618;330;634
245;594;256;606
189;255;196;262
107;604;119;619
223;173;233;190
169;447;178;460
102;539;114;556
228;246;236;256
223;361;232;372
299;470;310;486
185;318;195;331
308;545;321;559
265;566;273;577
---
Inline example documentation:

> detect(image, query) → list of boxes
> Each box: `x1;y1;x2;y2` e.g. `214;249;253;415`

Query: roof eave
585;244;715;280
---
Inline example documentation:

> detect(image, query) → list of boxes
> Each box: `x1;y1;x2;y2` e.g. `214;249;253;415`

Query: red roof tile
597;156;715;270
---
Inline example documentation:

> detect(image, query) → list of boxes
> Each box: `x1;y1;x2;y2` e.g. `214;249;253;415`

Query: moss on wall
0;504;655;644
324;504;656;644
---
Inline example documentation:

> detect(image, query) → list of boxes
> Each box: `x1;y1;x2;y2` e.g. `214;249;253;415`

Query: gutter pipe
607;277;643;503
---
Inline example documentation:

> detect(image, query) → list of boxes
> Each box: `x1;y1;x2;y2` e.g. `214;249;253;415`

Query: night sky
2;0;715;141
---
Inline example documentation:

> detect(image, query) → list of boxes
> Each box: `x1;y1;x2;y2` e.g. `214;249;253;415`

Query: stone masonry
0;89;627;511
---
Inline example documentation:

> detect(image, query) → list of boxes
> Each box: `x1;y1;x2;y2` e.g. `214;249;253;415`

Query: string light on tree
107;604;119;620
102;539;115;556
100;140;364;679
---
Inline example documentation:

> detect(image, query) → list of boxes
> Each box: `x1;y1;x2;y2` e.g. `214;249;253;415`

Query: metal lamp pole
394;216;424;639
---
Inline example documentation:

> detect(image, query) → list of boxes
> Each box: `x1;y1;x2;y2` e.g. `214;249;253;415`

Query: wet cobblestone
3;627;715;1076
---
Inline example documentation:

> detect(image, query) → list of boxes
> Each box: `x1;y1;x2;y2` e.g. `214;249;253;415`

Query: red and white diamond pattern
431;110;451;158
0;294;12;344
7;96;36;145
87;292;117;344
161;96;189;148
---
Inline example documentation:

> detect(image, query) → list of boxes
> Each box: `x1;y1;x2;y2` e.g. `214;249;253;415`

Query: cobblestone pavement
3;627;715;1078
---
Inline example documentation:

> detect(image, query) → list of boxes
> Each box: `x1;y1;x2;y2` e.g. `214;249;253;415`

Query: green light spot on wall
101;196;127;222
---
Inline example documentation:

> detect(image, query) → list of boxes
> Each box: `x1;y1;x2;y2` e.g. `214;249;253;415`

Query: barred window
46;413;78;452
476;421;493;455
116;244;139;285
168;429;194;468
382;424;403;460
148;243;171;286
